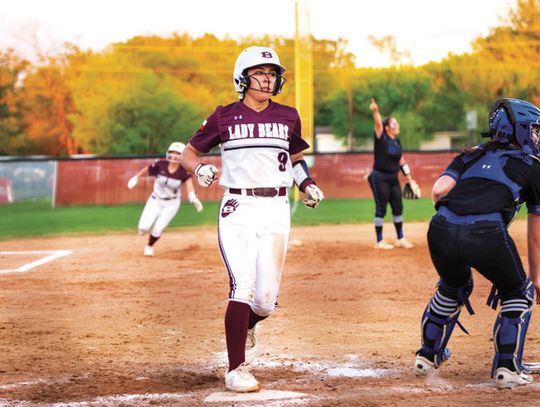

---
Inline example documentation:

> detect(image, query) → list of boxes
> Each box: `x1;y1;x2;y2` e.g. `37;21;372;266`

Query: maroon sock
148;234;160;246
248;308;268;329
225;300;250;371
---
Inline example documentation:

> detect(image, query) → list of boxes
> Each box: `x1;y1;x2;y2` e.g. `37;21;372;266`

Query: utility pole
466;110;477;148
348;79;353;151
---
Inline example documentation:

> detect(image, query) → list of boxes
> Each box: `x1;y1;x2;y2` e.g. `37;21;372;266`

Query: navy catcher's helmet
484;98;540;155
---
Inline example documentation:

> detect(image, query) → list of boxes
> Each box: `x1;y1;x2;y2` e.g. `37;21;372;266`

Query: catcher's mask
166;141;185;162
233;46;286;99
482;98;540;155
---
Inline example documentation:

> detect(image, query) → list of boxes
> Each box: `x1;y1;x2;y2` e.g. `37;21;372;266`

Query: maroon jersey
189;100;310;188
148;160;192;199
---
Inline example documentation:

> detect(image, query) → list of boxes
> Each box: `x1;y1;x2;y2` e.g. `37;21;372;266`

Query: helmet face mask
531;123;540;150
243;66;286;96
486;98;540;155
233;46;286;98
166;142;185;162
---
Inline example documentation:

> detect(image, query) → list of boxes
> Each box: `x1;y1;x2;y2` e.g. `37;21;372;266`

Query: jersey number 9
278;152;288;172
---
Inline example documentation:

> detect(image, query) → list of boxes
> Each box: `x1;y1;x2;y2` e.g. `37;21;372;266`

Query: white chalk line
3;366;534;406
51;392;190;406
0;250;72;273
0;379;48;390
204;389;308;403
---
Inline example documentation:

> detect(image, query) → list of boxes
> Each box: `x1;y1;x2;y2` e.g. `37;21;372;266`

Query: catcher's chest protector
461;150;535;201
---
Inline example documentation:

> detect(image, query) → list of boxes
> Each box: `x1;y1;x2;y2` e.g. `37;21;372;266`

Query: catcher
368;97;420;249
414;98;540;389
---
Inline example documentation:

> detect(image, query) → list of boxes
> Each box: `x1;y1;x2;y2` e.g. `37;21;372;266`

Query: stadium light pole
348;78;353;151
294;0;313;153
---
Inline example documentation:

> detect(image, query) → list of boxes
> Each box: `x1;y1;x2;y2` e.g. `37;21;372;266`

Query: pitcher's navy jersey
373;131;403;173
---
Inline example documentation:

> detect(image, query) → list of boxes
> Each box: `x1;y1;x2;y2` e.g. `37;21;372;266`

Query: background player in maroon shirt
127;142;203;256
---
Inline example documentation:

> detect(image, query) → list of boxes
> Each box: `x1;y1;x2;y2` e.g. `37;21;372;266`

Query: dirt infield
1;221;539;406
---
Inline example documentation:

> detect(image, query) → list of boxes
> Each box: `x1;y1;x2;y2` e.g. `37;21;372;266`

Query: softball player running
180;46;324;393
368;97;419;249
128;142;203;256
414;98;540;389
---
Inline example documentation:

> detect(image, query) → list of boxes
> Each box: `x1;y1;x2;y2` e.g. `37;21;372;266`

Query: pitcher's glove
403;180;421;199
194;163;219;187
303;184;324;209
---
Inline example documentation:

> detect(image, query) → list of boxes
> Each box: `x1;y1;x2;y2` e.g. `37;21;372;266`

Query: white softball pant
138;195;180;237
218;192;290;316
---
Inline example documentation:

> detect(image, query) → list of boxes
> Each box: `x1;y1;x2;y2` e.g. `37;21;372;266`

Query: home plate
204;390;307;403
327;367;389;378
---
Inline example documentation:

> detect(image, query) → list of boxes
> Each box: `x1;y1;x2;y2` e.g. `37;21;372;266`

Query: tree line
1;0;539;156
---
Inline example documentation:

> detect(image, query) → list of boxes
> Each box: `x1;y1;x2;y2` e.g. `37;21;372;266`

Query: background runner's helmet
233;46;286;97
484;98;540;155
166;142;185;162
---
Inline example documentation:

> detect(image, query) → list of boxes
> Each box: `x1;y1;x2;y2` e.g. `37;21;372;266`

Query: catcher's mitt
403;181;421;199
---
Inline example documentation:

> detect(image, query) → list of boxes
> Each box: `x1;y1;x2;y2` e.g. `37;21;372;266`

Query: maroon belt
228;187;287;197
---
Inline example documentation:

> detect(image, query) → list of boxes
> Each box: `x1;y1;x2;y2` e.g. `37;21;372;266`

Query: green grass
0;198;218;240
0;197;527;240
290;197;436;225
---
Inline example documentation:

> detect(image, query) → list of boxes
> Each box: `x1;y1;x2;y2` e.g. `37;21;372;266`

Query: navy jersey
437;146;540;224
373;131;403;173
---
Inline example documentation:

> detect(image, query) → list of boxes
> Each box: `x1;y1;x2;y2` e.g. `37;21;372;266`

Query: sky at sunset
0;0;514;67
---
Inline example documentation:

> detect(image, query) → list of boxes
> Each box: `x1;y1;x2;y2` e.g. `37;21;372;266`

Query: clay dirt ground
1;221;540;406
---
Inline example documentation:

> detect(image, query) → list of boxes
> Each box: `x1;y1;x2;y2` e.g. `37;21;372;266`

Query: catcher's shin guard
418;279;474;367
491;280;534;377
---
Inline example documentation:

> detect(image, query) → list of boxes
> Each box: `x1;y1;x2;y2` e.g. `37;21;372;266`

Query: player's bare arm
398;157;413;183
180;143;203;173
370;97;383;138
184;177;203;212
127;167;149;189
431;175;456;204
527;214;540;303
290;152;304;164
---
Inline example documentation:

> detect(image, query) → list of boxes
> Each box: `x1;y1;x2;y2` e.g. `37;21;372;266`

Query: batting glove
193;198;203;213
127;176;138;189
195;163;219;187
303;184;324;209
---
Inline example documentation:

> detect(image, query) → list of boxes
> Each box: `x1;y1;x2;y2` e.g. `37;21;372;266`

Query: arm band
188;191;198;203
293;159;315;192
400;163;411;176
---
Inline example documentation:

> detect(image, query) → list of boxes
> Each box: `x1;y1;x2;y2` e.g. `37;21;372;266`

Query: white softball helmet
166;141;185;162
233;46;286;97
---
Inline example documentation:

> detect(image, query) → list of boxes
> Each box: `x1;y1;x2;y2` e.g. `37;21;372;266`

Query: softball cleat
225;363;261;393
494;367;533;390
374;240;394;250
414;355;435;376
143;245;154;257
396;237;414;248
